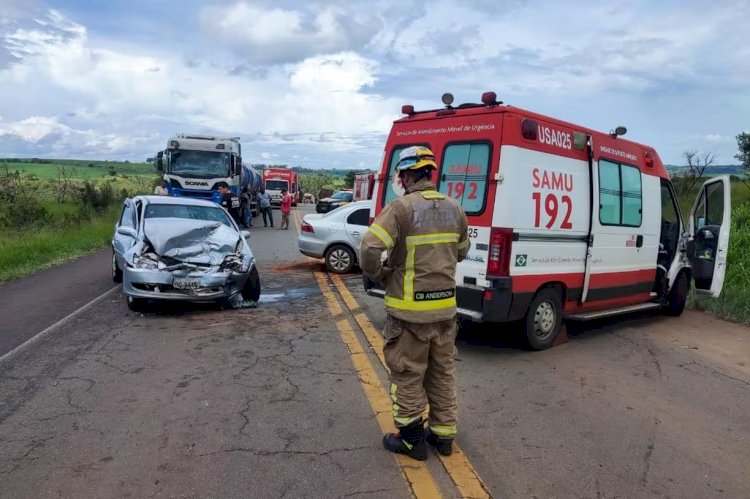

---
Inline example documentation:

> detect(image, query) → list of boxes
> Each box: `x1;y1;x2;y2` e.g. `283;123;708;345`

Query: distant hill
665;164;746;177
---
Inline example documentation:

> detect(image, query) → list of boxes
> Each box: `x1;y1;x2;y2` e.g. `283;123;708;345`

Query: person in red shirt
280;187;292;230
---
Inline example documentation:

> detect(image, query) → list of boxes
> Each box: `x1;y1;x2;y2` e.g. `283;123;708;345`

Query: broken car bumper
122;267;250;302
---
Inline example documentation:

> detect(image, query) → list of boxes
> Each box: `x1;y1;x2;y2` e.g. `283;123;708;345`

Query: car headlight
132;254;158;269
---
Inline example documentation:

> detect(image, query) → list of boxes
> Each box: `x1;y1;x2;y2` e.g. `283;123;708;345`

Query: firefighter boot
382;420;427;461
425;428;454;456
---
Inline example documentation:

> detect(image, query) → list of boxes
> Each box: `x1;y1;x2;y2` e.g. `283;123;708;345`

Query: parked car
111;195;260;311
316;190;354;213
299;200;371;273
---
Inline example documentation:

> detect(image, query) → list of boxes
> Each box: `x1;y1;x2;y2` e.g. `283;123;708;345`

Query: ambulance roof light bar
609;126;627;139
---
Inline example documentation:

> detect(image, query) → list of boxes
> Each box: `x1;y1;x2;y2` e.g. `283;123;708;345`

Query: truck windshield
144;204;234;228
170;150;230;178
266;180;289;191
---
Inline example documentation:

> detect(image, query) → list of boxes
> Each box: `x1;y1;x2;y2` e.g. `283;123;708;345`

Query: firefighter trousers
383;315;458;438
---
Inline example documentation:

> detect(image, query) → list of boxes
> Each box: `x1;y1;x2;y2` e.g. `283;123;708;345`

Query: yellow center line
329;274;492;499
313;269;442;499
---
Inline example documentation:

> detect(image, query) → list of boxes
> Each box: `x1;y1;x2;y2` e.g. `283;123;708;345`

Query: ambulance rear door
687;176;732;297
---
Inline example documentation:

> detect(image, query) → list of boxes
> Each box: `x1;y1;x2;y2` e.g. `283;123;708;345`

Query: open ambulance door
687;175;732;297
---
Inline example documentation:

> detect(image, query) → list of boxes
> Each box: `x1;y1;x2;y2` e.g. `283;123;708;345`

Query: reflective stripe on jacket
360;179;470;323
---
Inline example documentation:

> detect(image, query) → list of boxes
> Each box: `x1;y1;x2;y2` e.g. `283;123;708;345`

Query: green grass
1;160;154;180
689;201;750;324
0;207;120;283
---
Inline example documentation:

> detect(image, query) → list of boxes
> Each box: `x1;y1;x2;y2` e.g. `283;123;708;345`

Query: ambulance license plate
173;277;201;290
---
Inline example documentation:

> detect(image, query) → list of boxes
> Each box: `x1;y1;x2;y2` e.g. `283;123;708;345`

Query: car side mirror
117;226;137;238
240;229;251;240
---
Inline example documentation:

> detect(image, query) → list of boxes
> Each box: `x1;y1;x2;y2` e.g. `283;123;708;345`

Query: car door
687;176;732;297
345;207;370;259
113;200;138;267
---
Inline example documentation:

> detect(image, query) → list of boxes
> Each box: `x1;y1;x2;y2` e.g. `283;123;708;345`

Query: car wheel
665;271;689;317
112;252;123;283
325;245;355;274
523;288;563;350
126;295;147;312
242;266;261;302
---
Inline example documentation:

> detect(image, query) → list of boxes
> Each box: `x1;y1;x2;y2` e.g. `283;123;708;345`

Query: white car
298;200;372;273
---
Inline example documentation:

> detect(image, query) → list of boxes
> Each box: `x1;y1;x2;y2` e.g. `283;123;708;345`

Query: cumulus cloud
200;3;380;64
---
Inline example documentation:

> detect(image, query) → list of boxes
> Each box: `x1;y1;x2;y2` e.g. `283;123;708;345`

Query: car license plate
173;277;201;290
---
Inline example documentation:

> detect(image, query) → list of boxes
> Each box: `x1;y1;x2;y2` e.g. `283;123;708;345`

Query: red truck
353;171;375;201
263;167;300;207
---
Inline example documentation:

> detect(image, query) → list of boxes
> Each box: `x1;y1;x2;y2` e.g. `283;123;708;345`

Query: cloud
200;3;381;64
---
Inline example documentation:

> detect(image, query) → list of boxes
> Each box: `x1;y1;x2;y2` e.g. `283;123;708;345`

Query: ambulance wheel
524;288;562;350
665;271;689;317
325;245;355;274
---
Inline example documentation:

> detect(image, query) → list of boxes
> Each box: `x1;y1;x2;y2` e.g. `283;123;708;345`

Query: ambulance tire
665;271;689;317
523;288;563;350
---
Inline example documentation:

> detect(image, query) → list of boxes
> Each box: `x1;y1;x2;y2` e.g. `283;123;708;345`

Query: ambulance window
621;165;642;226
599;161;621;225
598;159;642;227
438;142;491;215
705;181;724;226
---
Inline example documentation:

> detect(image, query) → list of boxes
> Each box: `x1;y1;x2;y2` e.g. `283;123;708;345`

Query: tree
673;149;716;197
735;132;750;174
344;170;357;188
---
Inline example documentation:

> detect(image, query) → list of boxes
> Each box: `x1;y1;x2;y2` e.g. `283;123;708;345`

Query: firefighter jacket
360;179;470;324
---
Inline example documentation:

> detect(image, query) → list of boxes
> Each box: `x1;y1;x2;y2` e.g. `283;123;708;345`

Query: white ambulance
365;91;731;350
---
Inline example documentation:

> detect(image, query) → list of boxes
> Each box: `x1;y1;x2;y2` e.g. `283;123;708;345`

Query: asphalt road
1;204;748;498
0;249;116;357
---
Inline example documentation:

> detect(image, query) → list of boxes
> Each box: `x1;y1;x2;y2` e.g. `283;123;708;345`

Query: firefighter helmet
395;146;437;171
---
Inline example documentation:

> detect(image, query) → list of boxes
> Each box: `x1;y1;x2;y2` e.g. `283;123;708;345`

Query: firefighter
360;146;470;461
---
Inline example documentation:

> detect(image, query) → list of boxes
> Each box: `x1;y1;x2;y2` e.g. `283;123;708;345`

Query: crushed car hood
128;218;247;268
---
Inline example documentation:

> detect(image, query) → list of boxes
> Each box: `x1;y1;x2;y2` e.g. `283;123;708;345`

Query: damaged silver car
111;195;260;311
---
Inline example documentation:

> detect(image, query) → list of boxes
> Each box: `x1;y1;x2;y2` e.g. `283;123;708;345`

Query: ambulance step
566;302;663;321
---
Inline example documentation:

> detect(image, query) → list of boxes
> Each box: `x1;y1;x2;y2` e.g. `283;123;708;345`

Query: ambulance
365;91;732;350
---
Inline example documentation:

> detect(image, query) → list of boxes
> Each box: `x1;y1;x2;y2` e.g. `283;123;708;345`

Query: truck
155;134;263;220
263;167;300;207
353;171;375;201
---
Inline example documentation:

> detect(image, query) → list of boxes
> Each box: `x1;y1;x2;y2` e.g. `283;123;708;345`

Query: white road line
0;285;121;365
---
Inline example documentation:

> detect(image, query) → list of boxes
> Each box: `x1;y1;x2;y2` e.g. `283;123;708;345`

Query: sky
0;0;747;169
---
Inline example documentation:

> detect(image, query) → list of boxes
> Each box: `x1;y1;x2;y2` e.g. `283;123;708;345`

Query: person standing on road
360;146;469;461
258;187;274;227
218;182;243;227
153;179;168;195
279;187;292;230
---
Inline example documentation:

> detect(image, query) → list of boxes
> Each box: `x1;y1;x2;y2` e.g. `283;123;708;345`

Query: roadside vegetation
0;160;157;283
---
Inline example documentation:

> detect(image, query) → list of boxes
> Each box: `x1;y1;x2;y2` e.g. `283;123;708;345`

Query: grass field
2;160;154;180
0;206;120;282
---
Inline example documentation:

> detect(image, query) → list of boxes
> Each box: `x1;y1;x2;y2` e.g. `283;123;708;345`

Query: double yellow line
293;208;491;499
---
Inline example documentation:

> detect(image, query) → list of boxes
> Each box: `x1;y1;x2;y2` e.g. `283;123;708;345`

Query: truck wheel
325;245;355;274
242;266;261;302
112;252;123;283
665;271;689;317
523;288;563;350
126;295;147;312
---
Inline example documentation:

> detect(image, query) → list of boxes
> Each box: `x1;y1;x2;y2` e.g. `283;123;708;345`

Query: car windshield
144;204;235;228
266;180;288;191
169;150;230;178
332;191;352;200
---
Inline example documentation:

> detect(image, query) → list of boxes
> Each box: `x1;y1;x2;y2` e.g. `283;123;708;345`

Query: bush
0;193;50;228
